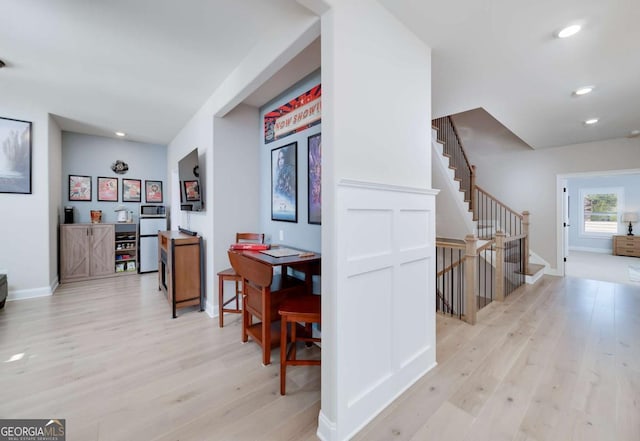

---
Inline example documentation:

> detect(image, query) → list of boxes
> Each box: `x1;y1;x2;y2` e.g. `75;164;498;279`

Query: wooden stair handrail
475;185;524;220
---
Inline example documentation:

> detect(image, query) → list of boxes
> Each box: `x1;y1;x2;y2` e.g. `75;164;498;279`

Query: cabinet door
90;224;115;277
60;225;91;281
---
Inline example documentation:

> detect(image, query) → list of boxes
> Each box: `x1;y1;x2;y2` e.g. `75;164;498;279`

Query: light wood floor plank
1;273;638;441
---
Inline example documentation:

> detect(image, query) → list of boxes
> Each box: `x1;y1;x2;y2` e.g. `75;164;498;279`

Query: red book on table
229;243;270;251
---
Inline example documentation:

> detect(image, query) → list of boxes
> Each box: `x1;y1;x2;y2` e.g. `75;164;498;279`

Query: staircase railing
435;240;465;320
433;116;475;212
494;231;526;300
433;117;534;325
474;185;523;239
436;236;497;325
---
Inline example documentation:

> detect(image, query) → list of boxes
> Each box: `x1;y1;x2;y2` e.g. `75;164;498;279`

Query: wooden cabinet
158;231;204;318
115;223;138;274
60;224;115;282
613;235;640;257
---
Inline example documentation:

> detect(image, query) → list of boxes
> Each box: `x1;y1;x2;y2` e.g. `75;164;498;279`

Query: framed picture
145;180;163;203
122;178;141;202
183;180;201;201
307;133;321;224
0;117;32;194
271;142;297;222
69;175;91;201
97;177;118;202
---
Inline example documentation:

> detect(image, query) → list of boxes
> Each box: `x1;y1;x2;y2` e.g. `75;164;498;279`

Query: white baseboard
205;299;215;318
8;286;54;301
317;410;336;441
569;246;611;254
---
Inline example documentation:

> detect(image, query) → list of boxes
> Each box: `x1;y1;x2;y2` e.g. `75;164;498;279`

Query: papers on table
259;248;302;258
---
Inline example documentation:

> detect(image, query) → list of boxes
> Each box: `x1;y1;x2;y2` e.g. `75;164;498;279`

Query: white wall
48;116;62;289
0;107;56;299
61;132;167;224
318;1;433;439
330;7;430;188
212;104;261;315
463;136;640;269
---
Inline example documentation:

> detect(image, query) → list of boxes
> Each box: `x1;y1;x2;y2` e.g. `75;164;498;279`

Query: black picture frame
122;178;141;202
307;133;321;225
97;177;118;202
145;180;163;203
271;142;297;222
0;117;32;194
69;175;92;201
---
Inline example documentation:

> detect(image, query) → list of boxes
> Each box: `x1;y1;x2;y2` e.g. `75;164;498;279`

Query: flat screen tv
178;148;203;212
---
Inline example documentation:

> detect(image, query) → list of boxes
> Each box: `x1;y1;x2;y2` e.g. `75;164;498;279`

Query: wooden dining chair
227;250;306;365
278;294;321;395
217;233;265;327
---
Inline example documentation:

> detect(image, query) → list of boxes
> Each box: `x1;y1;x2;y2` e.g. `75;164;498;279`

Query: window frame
578;186;624;238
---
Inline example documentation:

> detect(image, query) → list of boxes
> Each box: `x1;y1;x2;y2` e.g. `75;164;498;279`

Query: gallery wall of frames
61;132;167;224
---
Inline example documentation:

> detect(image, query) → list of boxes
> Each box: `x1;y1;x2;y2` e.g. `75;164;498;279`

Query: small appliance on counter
64;206;74;224
140;204;166;217
115;206;129;223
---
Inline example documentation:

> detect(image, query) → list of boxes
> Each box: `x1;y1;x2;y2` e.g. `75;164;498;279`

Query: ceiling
1;0;639;148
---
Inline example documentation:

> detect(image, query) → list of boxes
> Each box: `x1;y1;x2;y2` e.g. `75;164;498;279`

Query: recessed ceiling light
557;24;581;38
574;86;593;96
115;131;126;137
584;118;598;125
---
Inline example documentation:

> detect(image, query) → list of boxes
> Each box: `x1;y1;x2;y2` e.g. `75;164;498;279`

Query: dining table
232;245;321;364
237;245;321;294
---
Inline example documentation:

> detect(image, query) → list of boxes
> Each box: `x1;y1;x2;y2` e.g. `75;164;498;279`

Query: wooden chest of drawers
613;235;640;257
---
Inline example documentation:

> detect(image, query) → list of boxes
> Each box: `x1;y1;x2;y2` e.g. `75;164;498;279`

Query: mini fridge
139;216;167;273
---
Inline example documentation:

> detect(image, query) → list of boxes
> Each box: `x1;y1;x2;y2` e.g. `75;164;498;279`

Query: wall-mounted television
178;148;203;212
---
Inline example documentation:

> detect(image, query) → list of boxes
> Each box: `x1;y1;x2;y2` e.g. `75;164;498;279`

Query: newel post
495;230;506;302
522;211;530;274
464;234;478;325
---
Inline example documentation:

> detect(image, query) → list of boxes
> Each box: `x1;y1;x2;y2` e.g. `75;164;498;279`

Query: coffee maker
64;206;74;224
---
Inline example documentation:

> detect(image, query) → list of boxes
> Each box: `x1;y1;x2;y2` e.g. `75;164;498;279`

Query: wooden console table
158;231;205;318
613;235;640;257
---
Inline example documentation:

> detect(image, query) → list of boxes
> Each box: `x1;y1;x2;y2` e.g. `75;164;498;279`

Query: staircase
432;116;544;324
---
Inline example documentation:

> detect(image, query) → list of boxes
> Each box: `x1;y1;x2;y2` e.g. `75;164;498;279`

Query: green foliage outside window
584;193;618;222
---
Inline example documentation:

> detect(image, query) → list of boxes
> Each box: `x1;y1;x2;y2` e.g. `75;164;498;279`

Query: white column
307;1;434;439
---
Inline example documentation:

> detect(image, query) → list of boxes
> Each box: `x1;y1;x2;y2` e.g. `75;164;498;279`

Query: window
579;187;624;237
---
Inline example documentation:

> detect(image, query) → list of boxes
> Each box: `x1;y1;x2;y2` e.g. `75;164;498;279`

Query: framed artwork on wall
271;142;297;222
69;175;91;201
0;116;32;194
145;180;163;203
122;178;141;202
307;133;321;225
183;180;200;201
97;177;118;201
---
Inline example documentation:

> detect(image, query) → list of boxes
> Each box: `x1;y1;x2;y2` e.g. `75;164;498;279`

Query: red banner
264;84;321;144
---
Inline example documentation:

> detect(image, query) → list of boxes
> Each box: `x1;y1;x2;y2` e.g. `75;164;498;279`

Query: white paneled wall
323;180;437;439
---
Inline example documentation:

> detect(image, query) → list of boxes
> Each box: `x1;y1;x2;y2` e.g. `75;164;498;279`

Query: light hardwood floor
354;275;640;441
1;274;638;440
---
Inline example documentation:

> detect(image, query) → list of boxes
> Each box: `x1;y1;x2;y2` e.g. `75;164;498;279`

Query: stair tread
522;263;544;276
